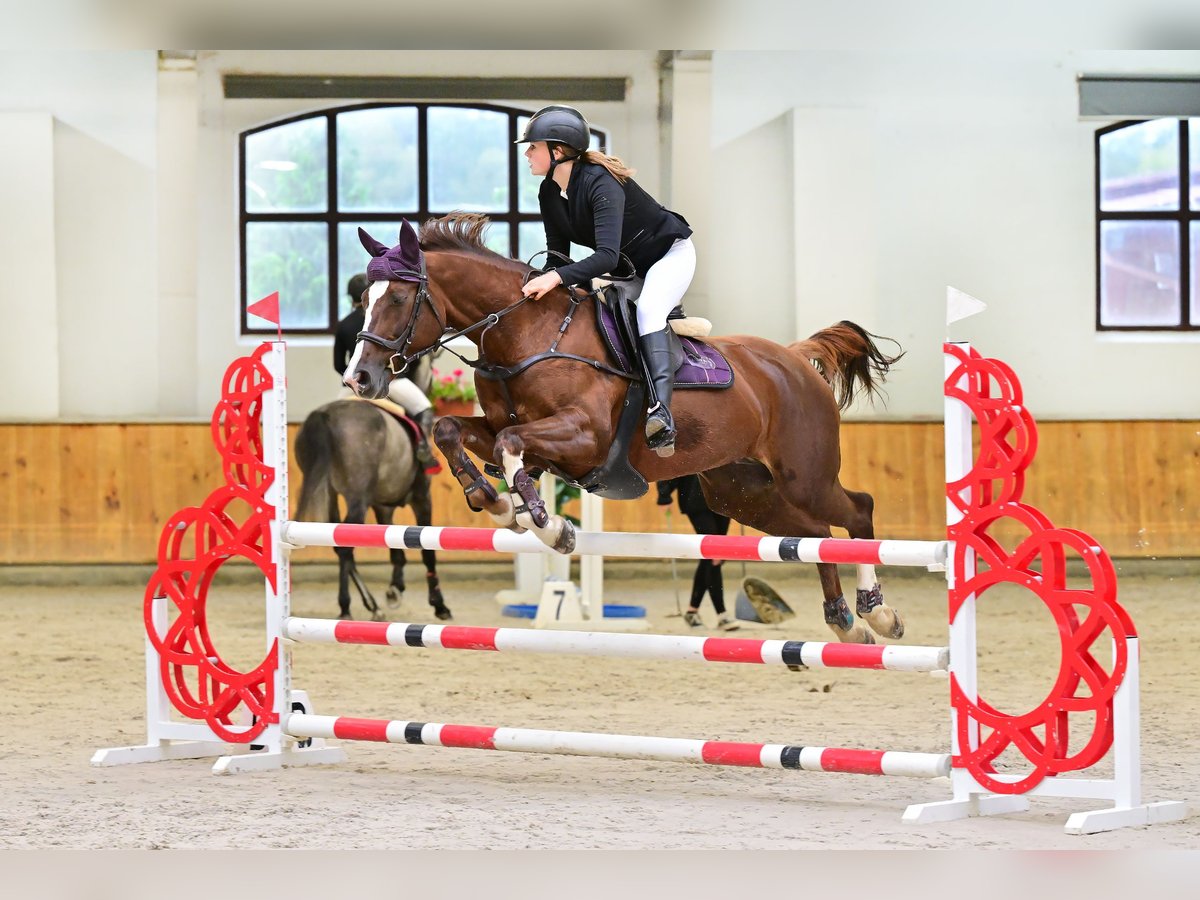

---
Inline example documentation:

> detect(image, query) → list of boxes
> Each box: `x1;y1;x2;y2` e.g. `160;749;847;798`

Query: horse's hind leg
699;462;875;644
371;504;407;611
335;546;353;619
757;425;906;640
409;472;451;621
812;561;875;644
807;485;904;640
343;497;384;621
841;488;904;639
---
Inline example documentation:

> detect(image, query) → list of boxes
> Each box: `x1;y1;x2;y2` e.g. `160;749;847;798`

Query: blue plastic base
501;603;646;619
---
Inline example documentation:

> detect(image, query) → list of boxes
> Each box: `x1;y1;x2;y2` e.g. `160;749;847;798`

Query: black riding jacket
539;160;692;286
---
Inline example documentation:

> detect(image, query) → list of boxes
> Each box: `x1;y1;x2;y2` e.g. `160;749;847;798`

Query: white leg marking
501;448;565;547
487;494;518;528
857;564;878;592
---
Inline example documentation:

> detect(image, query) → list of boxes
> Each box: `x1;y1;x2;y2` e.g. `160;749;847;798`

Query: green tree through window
240;102;608;335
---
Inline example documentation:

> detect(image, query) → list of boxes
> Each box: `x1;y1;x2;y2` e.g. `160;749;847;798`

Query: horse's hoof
506;522;528;534
653;444;675;458
825;596;875;644
337;612;352;621
370;610;387;623
552;519;576;555
856;585;904;639
829;623;875;644
857;586;904;640
434;606;453;621
386;586;403;609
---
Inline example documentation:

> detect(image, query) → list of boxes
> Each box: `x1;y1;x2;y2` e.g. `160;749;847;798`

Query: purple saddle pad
597;302;733;389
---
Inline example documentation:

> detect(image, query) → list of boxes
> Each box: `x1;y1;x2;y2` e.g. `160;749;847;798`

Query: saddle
595;280;734;389
565;283;734;501
350;397;439;473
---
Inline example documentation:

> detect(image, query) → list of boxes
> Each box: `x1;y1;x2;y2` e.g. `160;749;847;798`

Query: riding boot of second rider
413;407;438;469
639;326;677;456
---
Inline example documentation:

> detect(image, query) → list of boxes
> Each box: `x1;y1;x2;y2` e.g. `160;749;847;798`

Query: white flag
947;287;987;326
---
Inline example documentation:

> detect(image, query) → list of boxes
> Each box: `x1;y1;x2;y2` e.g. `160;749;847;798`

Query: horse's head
344;221;445;399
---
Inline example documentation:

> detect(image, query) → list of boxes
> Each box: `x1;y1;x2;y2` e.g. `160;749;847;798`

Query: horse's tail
294;409;336;522
791;321;905;411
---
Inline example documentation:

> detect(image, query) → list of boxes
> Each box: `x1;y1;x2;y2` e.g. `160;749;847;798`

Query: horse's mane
418;213;525;270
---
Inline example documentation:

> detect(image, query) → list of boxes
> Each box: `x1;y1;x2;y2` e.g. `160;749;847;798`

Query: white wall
709;110;795;339
188;50;663;421
0;114;58;418
0;51;157;420
5;47;1200;424
712;49;1200;420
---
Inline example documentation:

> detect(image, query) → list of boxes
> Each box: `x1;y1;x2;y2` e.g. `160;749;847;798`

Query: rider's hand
522;270;563;300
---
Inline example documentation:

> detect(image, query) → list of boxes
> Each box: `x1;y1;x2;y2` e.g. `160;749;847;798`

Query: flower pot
434;398;476;418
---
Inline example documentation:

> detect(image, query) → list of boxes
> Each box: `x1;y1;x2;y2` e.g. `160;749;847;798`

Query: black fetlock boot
414;408;438;470
638;327;678;456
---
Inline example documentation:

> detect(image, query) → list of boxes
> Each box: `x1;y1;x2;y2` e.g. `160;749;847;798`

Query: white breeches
635;237;697;336
386;377;432;414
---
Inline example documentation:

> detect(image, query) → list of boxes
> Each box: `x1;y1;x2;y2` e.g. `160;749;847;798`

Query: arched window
240;102;606;334
1096;119;1198;330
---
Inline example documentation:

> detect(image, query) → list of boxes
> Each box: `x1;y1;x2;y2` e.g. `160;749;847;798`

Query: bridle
355;252;544;378
354;255;446;376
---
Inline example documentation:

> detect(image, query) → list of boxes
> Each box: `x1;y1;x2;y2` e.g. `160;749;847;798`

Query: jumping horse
294;399;451;622
344;215;904;644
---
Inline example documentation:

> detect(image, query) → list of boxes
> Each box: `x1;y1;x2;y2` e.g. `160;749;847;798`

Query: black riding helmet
516;105;591;174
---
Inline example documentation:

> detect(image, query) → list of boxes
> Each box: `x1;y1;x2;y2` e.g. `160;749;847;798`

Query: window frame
1094;118;1196;332
239;101;607;336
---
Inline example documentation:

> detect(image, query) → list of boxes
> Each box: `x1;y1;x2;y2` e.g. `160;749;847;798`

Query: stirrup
644;404;676;456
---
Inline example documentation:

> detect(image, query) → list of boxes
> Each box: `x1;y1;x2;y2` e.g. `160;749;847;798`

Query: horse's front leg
495;411;601;554
432;415;522;530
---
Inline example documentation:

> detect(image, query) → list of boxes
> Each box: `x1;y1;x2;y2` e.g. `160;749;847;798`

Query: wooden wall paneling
11;425;62;562
1;420;1196;564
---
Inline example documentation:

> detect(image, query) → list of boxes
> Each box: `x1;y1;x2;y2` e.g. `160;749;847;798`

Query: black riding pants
686;509;731;614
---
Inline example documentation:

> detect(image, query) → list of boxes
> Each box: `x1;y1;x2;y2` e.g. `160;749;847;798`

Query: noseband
354;255;444;376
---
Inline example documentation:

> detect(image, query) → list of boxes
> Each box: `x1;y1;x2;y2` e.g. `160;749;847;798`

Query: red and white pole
283;522;947;568
285;617;950;672
286;714;951;779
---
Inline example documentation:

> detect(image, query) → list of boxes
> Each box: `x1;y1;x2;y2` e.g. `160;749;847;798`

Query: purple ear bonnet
359;220;423;283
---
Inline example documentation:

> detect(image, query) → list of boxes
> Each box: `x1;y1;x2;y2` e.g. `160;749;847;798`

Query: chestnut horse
345;215;905;644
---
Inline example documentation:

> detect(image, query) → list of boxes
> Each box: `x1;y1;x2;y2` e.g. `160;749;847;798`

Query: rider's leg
636;238;696;456
387;376;436;465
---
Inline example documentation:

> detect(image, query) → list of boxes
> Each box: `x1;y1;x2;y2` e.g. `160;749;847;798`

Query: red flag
247;291;282;341
247;291;280;324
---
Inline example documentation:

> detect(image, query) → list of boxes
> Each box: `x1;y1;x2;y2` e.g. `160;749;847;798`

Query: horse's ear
358;227;389;257
398;219;421;262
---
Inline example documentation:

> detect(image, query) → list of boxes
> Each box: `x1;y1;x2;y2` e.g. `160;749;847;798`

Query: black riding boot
638;327;677;457
414;407;437;467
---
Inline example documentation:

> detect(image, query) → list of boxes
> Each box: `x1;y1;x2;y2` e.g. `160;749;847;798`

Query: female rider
516;105;694;457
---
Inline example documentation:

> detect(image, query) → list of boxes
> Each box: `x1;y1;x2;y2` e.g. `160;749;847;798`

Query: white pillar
665;53;712;323
156;55;200;415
